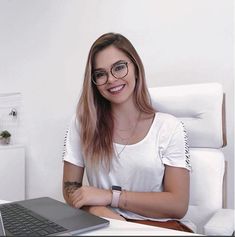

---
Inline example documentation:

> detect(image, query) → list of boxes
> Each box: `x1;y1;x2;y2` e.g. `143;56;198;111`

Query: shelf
0;146;25;201
0;144;24;150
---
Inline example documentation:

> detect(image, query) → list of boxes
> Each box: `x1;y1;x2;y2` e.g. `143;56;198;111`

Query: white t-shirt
62;112;191;222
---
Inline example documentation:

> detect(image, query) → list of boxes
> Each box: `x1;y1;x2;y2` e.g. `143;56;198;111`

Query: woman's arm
118;165;190;219
63;163;189;220
63;161;112;207
63;161;125;220
63;161;84;205
83;206;126;221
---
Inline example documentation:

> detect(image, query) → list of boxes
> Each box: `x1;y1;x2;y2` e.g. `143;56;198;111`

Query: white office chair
149;82;234;235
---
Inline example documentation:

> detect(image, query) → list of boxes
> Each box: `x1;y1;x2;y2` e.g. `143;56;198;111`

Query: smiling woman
93;46;136;105
62;32;193;233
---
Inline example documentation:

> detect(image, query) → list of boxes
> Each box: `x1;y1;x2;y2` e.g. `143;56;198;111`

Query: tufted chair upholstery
149;82;234;235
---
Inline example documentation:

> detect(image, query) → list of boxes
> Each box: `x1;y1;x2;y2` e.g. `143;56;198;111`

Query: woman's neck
112;103;140;130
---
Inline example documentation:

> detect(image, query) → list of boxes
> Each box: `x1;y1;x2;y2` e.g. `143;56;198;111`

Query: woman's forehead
94;46;129;69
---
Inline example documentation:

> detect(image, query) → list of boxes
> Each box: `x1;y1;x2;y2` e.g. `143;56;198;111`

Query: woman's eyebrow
112;60;126;66
94;60;126;71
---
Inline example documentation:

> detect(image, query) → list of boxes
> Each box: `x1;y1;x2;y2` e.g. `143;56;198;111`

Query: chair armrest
204;209;234;235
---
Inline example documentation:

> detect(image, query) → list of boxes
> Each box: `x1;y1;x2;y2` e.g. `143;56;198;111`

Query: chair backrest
149;83;226;210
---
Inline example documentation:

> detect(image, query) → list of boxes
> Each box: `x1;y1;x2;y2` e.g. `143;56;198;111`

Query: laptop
0;197;109;236
0;211;5;236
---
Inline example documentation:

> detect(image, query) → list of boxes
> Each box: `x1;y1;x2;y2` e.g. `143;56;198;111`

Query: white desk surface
80;218;200;236
80;217;201;236
0;200;201;236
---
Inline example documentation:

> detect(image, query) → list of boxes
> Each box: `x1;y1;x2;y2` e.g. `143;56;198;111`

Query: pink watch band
111;186;122;208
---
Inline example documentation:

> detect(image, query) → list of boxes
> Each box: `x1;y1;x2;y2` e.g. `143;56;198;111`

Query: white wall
0;0;234;208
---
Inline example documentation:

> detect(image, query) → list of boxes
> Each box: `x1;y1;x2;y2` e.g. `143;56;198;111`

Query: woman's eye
114;64;125;72
95;71;106;79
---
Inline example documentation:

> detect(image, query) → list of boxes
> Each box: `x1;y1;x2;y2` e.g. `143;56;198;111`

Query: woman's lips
108;84;125;94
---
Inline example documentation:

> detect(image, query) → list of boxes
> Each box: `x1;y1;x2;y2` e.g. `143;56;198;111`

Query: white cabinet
0;145;25;201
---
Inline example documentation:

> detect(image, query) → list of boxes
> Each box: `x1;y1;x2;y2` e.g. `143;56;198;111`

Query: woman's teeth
108;85;125;93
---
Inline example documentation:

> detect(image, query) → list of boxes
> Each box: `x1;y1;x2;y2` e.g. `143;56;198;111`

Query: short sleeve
159;120;191;171
62;114;85;167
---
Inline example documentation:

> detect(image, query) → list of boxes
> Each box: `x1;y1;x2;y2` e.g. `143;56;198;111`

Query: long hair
77;32;155;169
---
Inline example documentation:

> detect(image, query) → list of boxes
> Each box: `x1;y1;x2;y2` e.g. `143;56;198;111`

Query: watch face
112;185;122;191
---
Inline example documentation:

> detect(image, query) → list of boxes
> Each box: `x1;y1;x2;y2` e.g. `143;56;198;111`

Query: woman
62;32;193;232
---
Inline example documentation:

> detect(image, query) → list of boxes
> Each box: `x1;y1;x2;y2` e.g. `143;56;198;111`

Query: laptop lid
0;197;109;236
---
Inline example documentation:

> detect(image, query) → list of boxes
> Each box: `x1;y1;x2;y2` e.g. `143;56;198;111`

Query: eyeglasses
92;61;131;86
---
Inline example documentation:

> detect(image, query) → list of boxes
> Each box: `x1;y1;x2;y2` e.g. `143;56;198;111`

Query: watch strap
111;186;122;208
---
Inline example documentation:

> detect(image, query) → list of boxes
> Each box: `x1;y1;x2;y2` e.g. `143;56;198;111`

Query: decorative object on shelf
0;92;22;145
9;108;17;118
0;130;11;144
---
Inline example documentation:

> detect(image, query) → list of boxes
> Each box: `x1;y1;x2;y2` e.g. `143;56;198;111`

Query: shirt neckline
114;112;160;148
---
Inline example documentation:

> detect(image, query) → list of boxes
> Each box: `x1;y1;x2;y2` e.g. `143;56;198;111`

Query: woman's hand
70;185;112;208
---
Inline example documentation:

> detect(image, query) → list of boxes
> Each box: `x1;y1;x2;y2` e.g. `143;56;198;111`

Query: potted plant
0;130;11;144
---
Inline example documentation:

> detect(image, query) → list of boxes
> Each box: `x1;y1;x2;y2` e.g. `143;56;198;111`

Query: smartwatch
111;185;122;208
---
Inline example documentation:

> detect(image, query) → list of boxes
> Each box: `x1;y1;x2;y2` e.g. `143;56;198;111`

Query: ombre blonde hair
77;32;155;169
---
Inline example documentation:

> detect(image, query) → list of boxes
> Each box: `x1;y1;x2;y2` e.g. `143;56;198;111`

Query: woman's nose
107;73;118;84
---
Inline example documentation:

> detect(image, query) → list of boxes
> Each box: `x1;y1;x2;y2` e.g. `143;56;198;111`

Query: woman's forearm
118;166;190;219
119;190;189;219
82;206;126;221
63;181;82;206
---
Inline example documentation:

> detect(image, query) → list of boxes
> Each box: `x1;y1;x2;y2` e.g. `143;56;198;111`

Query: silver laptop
0;211;5;236
0;197;109;236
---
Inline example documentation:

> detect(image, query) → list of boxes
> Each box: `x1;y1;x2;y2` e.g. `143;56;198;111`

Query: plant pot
0;137;11;145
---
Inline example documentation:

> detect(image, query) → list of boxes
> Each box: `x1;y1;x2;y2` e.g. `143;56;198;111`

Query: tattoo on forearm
64;181;82;196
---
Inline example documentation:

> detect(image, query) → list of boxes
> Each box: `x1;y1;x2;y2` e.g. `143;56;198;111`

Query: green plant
0;130;11;139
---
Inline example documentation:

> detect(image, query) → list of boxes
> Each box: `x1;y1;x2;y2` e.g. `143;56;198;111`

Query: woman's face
93;45;136;105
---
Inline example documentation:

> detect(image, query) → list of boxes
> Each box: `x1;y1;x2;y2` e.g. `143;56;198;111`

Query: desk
0;200;201;236
81;217;202;236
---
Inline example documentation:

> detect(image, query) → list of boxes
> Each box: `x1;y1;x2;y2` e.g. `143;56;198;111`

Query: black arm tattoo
64;181;82;196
